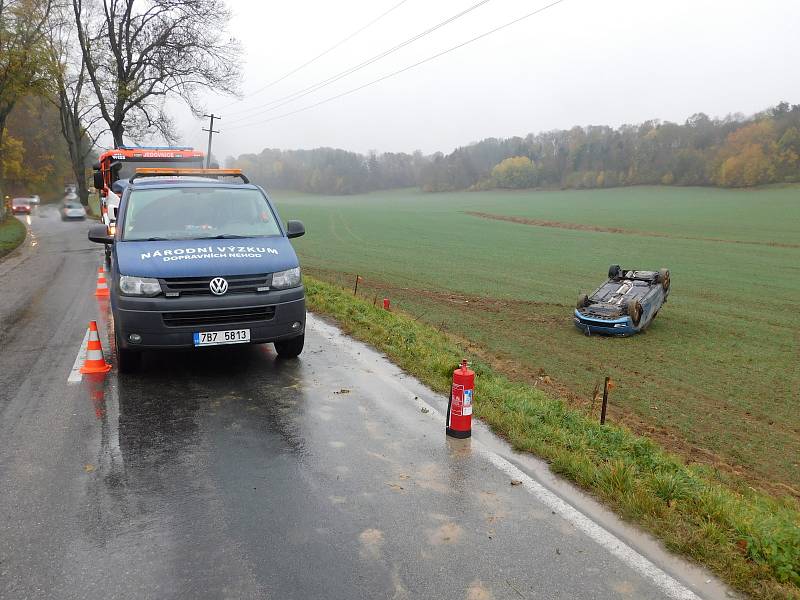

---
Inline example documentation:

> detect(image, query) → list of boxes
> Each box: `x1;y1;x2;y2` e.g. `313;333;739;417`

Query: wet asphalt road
0;207;732;600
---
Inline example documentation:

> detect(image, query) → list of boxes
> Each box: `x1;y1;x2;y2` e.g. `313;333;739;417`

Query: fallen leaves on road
510;479;522;486
84;464;95;473
335;388;351;394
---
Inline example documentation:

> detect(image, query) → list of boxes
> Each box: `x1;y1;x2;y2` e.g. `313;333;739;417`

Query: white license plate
193;329;250;346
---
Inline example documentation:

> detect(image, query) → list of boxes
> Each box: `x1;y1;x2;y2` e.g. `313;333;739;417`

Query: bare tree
0;0;53;214
47;5;104;207
71;0;241;147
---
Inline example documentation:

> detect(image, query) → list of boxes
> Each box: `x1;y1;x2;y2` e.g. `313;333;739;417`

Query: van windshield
122;187;282;241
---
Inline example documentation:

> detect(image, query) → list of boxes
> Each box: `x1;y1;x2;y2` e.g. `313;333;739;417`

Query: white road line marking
476;449;703;600
67;328;90;383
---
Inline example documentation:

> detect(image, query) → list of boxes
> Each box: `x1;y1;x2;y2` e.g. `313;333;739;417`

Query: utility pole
202;114;221;168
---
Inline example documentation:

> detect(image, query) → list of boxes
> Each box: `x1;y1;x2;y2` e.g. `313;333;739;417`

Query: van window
123;187;282;241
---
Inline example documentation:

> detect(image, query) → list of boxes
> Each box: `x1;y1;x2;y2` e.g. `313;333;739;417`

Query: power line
227;0;566;132
224;0;493;124
219;0;410;113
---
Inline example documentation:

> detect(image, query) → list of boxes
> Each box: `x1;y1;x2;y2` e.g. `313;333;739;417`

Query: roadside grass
305;275;800;599
0;215;26;259
274;186;800;497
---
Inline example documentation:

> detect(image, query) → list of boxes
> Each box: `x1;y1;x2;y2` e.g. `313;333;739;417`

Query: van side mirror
286;220;305;239
88;224;113;244
93;168;104;190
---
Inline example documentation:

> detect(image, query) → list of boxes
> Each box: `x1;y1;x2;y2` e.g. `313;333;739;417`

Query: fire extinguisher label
451;384;464;417
463;389;473;416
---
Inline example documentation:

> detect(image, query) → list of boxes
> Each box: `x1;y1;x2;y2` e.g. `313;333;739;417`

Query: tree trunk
111;123;124;148
56;92;89;208
73;158;89;207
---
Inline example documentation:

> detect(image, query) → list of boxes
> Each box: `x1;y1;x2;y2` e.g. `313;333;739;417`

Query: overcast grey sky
173;0;800;158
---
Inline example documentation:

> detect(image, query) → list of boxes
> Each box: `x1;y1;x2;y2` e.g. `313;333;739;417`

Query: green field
271;185;800;496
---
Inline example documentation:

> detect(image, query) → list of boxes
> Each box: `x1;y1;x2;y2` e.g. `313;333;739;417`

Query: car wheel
626;299;643;326
274;334;304;358
658;268;670;291
576;293;590;309
608;264;622;280
115;331;141;373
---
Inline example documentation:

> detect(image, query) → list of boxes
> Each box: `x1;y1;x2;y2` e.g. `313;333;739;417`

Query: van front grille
162;306;276;328
160;273;271;296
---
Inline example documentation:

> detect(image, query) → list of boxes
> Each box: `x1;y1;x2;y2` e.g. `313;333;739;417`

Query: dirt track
465;211;800;249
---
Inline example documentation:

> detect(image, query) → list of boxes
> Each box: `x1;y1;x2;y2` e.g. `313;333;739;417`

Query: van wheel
275;334;304;358
115;332;141;373
576;293;590;309
608;264;622;280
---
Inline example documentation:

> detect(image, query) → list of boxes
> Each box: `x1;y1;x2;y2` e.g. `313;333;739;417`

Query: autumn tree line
0;0;240;218
231;102;800;195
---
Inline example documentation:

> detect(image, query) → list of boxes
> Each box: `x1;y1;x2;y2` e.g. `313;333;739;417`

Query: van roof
128;177;259;190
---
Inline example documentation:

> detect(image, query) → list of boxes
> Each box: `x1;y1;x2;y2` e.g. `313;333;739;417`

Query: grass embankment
0;215;26;259
305;276;799;599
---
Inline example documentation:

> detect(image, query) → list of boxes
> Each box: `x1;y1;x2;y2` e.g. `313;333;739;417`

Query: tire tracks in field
465;211;800;249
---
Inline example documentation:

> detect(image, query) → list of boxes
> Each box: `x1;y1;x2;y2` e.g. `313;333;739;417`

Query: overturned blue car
574;265;670;336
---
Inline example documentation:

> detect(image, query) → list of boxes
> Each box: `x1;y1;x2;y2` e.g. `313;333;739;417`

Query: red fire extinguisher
446;359;473;438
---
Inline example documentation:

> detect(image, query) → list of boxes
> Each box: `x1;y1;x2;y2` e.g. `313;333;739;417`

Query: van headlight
271;267;301;290
119;275;162;297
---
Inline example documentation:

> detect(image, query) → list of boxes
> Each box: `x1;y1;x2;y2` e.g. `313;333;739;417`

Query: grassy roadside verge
0;215;26;259
305;275;799;599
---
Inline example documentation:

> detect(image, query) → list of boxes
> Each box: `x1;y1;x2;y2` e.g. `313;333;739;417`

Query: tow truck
93;147;205;265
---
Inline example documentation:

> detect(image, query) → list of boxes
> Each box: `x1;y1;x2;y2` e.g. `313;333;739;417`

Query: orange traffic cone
80;321;112;374
95;266;110;297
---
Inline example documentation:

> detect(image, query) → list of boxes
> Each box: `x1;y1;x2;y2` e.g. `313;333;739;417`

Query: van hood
116;237;300;278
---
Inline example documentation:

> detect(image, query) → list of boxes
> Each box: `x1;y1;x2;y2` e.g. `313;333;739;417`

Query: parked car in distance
11;198;31;215
574;265;671;336
26;194;40;205
61;200;87;221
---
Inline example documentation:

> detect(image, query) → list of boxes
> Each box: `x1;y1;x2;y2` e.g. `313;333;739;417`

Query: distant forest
229;101;800;195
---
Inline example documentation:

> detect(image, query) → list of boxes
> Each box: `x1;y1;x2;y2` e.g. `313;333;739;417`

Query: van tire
275;334;304;358
576;293;590;309
608;264;622;280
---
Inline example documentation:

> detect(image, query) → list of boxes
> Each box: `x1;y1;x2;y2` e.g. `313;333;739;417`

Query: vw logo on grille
209;277;228;296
